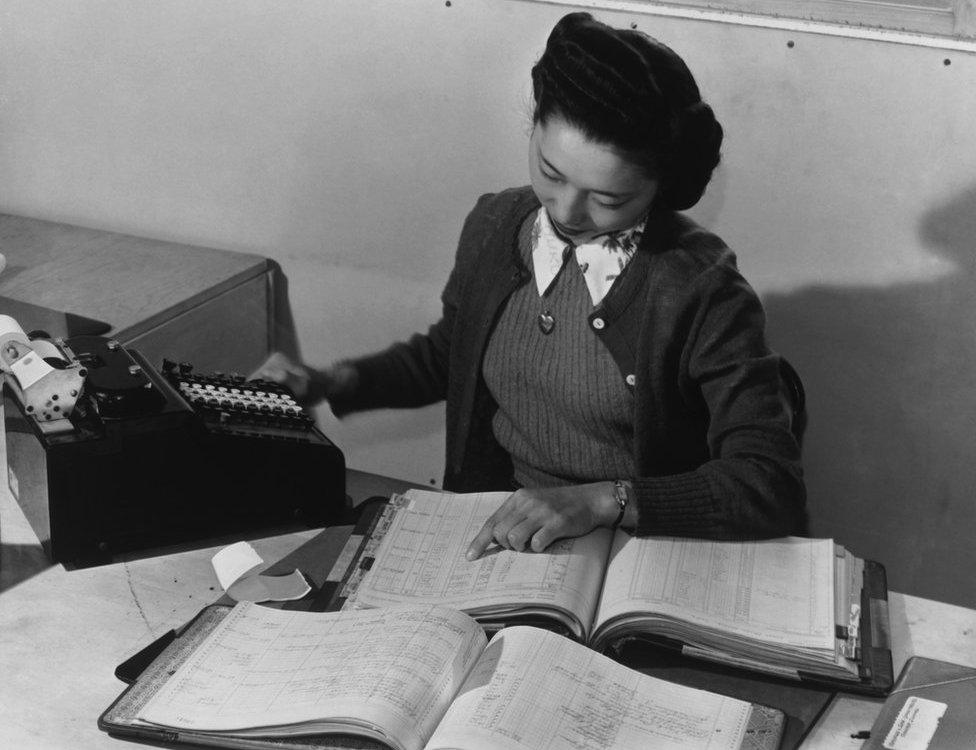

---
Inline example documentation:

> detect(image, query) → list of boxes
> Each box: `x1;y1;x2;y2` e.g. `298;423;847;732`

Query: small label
883;696;947;749
325;534;364;583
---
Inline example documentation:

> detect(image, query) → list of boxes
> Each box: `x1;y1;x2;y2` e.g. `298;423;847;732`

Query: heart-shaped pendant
538;311;555;335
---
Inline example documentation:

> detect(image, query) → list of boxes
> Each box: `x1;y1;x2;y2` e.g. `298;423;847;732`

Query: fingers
465;518;497;561
465;493;550;560
464;484;609;560
529;524;557;553
248;352;293;383
466;496;522;560
248;353;317;403
505;518;539;552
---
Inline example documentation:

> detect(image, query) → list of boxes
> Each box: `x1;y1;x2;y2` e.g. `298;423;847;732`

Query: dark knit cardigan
331;187;806;539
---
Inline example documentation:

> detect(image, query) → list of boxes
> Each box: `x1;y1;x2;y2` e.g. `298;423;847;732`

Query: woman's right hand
248;352;323;405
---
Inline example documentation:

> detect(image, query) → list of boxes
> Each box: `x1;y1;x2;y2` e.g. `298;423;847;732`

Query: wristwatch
611;480;629;528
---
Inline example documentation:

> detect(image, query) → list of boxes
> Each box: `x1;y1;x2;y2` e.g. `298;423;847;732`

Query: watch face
612;480;628;527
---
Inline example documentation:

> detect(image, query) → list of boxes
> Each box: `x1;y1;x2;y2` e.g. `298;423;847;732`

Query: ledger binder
328;490;894;696
100;602;788;750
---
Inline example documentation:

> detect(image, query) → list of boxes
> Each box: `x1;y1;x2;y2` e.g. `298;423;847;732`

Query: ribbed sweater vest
482;222;635;488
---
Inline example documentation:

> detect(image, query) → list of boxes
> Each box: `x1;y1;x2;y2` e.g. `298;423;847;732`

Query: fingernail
465;549;477;561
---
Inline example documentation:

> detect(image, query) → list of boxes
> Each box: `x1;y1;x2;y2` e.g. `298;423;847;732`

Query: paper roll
0;314;29;350
0;315;31;371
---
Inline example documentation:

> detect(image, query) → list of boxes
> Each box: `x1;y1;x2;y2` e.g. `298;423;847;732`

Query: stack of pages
102;601;786;750
339;489;891;692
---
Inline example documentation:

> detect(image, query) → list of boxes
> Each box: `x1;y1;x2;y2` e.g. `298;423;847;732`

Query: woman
254;12;806;558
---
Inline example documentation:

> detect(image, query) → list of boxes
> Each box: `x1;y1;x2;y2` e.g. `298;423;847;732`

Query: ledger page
136;602;487;750
352;490;612;637
594;535;836;650
425;626;753;750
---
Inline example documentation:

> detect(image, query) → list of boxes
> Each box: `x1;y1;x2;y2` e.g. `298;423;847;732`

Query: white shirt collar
530;208;646;304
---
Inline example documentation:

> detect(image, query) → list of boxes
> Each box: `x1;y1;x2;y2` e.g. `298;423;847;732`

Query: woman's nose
550;189;586;227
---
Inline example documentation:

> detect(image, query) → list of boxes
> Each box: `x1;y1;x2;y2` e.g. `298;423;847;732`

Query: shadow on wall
763;183;976;609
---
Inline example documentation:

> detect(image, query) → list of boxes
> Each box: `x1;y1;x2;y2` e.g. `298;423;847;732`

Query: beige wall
2;0;975;607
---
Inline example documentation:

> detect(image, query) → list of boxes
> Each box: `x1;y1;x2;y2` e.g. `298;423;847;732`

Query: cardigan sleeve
629;263;807;539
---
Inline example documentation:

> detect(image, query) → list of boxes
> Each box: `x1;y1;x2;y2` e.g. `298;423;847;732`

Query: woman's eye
541;169;563;183
596;199;626;209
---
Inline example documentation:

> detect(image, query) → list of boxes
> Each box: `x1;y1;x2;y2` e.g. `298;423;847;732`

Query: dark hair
531;12;723;211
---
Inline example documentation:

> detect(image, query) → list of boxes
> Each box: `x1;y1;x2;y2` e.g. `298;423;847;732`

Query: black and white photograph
2;2;975;749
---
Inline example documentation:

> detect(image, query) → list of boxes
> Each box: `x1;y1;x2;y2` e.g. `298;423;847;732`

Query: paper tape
27;337;67;363
10;352;55;390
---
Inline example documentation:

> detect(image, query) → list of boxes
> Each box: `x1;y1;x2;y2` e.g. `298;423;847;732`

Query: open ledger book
102;601;784;750
337;489;892;694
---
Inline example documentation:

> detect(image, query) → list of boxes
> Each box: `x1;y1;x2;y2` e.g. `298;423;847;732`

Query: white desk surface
2;467;975;750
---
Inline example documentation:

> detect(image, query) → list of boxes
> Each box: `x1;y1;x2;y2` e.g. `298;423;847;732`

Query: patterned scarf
530;208;646;304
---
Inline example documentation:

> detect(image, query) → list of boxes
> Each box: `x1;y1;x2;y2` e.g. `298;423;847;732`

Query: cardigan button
592;317;605;330
625;374;636;387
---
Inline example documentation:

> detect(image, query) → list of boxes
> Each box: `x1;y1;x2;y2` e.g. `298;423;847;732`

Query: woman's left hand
465;482;618;560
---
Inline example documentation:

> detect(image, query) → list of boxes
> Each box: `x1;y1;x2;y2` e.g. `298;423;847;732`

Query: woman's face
529;114;659;243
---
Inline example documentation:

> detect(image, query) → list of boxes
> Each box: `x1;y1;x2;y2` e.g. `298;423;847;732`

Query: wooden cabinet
0;213;272;373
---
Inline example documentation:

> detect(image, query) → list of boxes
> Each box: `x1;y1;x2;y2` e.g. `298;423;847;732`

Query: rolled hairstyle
531;12;723;211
